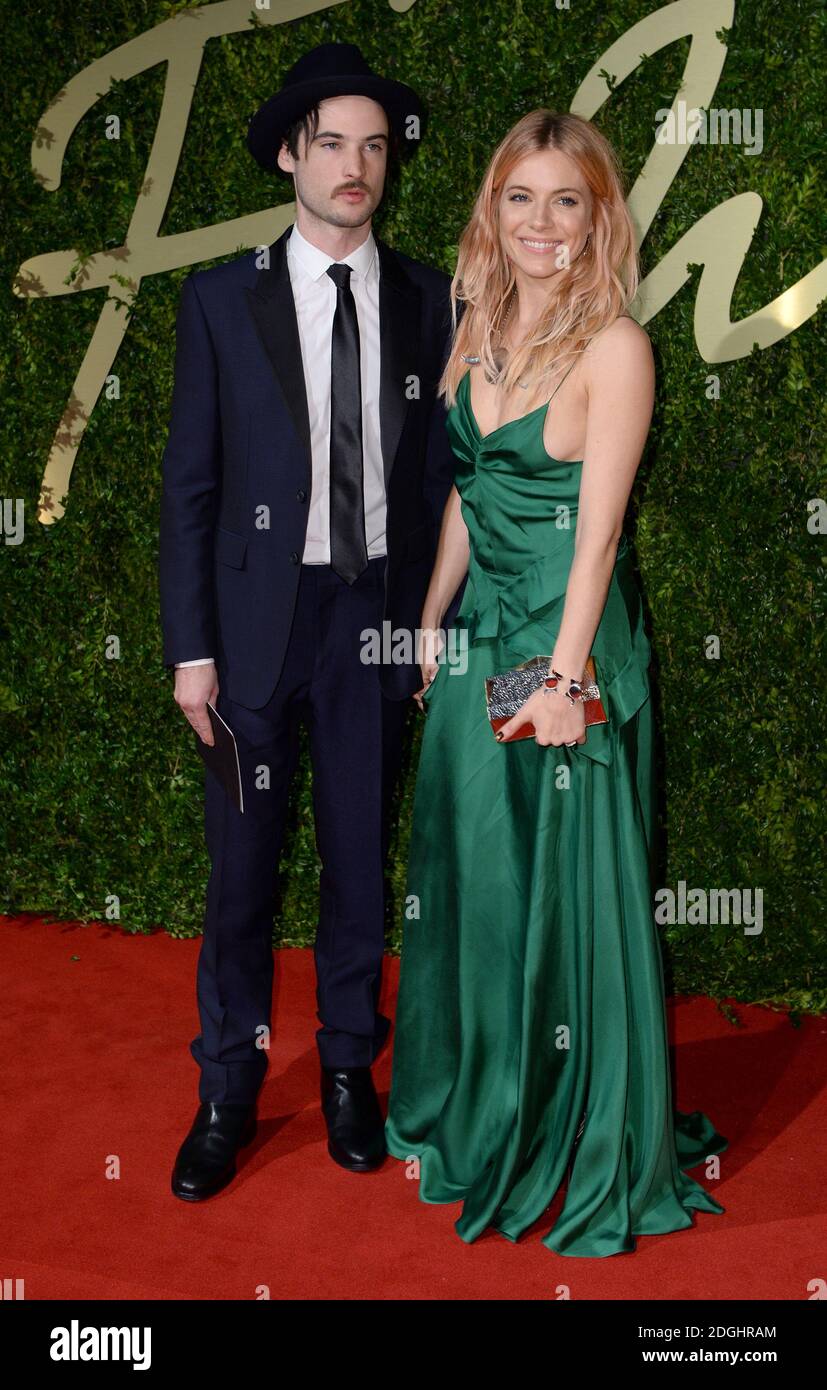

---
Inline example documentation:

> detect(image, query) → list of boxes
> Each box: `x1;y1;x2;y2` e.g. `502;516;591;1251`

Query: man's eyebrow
312;130;389;142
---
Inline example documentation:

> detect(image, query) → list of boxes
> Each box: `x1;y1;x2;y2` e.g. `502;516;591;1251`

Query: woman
384;111;728;1257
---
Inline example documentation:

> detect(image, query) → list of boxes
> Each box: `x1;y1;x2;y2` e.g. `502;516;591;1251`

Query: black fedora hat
247;41;427;175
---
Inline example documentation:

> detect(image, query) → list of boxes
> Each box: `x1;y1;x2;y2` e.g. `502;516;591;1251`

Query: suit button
289;551;299;564
296;489;306;503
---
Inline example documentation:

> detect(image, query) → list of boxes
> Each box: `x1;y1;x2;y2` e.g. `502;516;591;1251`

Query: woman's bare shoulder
589;314;652;359
579;318;655;424
585;315;654;387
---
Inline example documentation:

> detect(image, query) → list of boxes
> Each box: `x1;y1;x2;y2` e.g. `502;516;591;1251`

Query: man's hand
174;662;219;746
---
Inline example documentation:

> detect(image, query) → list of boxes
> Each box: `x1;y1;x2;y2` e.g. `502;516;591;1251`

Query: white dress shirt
176;221;386;669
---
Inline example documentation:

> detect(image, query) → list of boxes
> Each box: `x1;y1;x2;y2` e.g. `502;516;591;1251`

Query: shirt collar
287;220;378;283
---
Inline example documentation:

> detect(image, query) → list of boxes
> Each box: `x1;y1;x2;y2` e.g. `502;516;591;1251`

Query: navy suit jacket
158;224;462;708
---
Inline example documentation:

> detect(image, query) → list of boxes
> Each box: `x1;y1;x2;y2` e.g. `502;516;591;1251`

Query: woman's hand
412;625;445;712
496;686;587;746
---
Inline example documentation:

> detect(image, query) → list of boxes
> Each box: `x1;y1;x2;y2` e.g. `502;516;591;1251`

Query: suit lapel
244;224;421;489
375;234;421;488
245;227;312;472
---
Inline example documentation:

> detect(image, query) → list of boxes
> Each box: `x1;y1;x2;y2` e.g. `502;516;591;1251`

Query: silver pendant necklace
462;285;530;387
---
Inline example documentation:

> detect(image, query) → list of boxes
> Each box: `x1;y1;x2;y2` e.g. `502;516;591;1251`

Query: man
159;43;459;1201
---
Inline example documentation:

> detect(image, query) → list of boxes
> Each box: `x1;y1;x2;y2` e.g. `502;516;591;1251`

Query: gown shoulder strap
544;356;580;408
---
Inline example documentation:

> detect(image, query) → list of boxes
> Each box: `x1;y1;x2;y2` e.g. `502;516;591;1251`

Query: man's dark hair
281;103;402;186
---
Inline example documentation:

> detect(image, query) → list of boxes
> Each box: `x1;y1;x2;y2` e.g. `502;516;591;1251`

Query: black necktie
326;263;367;584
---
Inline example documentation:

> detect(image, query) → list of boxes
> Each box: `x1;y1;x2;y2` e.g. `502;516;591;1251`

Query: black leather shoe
171;1101;257;1202
320;1066;386;1172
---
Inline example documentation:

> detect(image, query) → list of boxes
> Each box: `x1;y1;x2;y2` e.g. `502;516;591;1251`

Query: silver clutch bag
484;654;606;741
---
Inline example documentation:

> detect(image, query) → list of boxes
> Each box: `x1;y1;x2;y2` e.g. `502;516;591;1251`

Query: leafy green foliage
2;0;824;1012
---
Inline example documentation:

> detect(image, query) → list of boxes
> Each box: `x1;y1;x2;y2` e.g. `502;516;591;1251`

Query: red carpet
2;913;824;1300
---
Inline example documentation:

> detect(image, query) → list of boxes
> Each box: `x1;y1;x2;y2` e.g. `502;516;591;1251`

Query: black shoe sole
171;1115;257;1202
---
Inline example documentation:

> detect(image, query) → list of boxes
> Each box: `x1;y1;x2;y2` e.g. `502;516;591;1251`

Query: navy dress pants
190;555;408;1103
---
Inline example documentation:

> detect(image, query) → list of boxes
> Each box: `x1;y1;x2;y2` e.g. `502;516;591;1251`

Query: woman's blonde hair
440;110;639;407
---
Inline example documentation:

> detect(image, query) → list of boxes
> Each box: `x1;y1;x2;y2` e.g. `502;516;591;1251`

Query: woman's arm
421;483;470;629
413;484;470;703
549;316;655;685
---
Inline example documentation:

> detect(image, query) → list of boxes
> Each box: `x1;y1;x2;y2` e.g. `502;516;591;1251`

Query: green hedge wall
2;0;825;1013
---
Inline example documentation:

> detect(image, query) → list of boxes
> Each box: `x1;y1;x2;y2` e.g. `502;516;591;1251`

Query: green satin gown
385;369;728;1258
